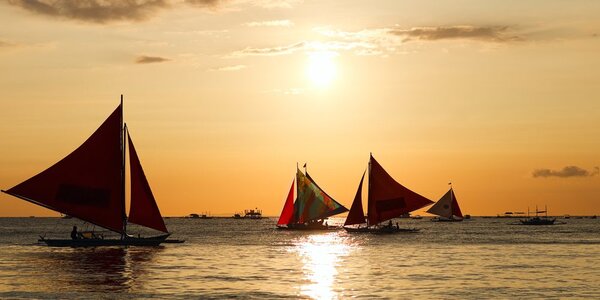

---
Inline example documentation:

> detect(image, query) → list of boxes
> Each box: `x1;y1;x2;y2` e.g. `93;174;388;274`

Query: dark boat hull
431;217;463;222
39;234;171;247
344;226;420;234
276;225;339;231
519;218;556;225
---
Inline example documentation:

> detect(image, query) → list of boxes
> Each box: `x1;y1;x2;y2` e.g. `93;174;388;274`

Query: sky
0;0;599;217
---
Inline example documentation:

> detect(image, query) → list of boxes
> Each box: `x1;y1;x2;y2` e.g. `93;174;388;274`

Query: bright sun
306;51;337;88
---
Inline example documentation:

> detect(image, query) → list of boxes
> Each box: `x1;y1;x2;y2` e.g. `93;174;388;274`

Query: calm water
0;217;598;299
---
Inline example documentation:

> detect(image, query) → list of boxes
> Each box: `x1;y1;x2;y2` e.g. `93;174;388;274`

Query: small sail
3;105;125;233
277;180;295;225
127;132;168;233
293;169;348;224
368;155;433;225
344;171;366;226
427;188;454;218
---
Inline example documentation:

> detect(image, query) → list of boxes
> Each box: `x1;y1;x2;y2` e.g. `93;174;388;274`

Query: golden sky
1;0;599;217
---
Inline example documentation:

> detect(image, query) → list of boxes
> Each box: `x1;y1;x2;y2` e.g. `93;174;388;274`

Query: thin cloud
229;41;305;57
135;55;171;64
0;40;18;48
209;64;247;71
532;166;599;178
389;25;522;42
244;20;293;27
7;0;169;24
185;0;301;10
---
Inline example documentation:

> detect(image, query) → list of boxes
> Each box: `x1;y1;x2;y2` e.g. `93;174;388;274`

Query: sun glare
306;51;337;88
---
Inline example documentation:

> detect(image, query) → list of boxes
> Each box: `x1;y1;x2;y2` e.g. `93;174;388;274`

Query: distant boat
276;166;348;230
520;206;556;225
1;97;182;246
427;187;463;222
188;213;213;219
343;154;434;233
243;208;262;219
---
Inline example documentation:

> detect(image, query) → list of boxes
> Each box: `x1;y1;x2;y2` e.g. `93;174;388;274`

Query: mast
367;152;372;227
449;183;454;217
121;95;127;238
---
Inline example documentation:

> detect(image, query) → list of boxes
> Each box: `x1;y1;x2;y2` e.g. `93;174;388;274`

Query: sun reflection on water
292;232;351;300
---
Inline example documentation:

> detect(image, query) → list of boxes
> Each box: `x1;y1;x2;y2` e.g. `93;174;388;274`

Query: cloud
0;40;17;48
7;0;169;24
229;41;305;57
135;55;171;64
185;0;301;10
389;25;522;42
244;19;293;27
208;64;247;71
532;166;599;178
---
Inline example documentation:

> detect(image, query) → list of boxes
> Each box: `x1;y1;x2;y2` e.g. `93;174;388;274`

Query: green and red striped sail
278;168;348;225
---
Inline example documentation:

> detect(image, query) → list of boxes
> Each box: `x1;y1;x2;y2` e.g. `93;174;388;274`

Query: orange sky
1;1;599;217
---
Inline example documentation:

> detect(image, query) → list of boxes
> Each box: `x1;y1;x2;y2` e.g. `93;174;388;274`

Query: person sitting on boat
70;226;79;240
387;220;393;228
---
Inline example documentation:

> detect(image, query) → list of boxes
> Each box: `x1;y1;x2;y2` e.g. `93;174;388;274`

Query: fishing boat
519;206;556;225
427;186;464;222
276;166;348;230
343;154;434;233
244;208;262;219
2;96;183;246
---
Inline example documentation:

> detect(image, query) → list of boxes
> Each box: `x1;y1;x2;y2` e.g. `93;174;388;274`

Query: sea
0;217;598;299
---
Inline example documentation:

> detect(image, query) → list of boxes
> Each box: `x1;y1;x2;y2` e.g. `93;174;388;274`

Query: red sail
3;105;125;233
368;155;434;225
277;180;295;225
451;189;463;219
344;171;366;226
127;132;168;233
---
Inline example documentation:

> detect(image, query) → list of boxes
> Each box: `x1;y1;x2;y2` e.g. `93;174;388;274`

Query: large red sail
344;171;366;226
127;132;168;233
277;180;295;225
3;105;125;233
368;154;434;225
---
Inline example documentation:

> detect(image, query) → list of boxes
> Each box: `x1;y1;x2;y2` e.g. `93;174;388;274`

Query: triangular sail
344;171;366;226
293;169;348;224
427;188;453;218
127;131;168;233
3;105;125;233
427;188;463;219
277;180;295;225
368;154;434;225
450;189;463;219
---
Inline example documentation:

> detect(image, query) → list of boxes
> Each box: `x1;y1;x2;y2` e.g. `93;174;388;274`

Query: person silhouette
70;226;78;240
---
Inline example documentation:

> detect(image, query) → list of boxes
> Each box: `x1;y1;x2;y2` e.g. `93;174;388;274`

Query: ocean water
0;217;598;299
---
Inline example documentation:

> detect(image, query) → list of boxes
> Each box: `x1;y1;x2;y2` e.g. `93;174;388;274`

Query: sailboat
343;154;434;233
427;186;464;222
2;96;182;246
277;166;348;230
519;205;556;225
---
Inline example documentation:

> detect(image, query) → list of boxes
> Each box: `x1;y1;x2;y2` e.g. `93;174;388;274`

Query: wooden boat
519;206;556;225
427;186;464;222
343;154;434;233
2;96;183;246
276;165;348;230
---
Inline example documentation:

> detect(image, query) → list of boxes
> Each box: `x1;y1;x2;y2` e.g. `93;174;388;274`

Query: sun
306;51;337;88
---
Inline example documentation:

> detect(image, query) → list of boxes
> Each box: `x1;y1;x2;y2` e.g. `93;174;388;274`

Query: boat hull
519;218;556;225
276;225;339;231
39;234;171;247
431;217;463;222
344;226;420;234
